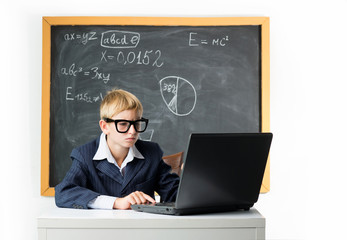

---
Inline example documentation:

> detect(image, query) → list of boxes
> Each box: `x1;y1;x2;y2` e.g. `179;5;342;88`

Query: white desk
37;207;265;240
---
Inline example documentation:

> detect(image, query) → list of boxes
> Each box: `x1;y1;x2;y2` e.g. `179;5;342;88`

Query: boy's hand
113;191;156;209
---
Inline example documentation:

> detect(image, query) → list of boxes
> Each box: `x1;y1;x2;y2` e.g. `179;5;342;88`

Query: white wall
1;0;347;239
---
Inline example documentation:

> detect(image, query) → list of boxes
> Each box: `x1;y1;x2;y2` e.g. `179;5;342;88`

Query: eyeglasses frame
104;117;149;133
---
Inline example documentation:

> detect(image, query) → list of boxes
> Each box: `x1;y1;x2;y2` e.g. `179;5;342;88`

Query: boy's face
101;109;141;151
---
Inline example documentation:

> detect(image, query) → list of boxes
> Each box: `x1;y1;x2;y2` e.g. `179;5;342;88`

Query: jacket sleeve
55;149;100;209
153;145;180;202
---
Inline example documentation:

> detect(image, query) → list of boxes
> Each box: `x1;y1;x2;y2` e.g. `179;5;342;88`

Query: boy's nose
128;124;137;133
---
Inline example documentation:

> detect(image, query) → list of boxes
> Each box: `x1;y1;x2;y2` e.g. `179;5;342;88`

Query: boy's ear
99;119;110;134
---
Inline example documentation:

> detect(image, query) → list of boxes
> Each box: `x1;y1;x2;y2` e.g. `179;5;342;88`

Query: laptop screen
175;133;273;210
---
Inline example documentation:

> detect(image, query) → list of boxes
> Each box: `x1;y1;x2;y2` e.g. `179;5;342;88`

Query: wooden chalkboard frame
41;16;270;196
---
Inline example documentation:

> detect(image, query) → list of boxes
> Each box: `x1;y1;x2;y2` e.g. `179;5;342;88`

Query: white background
1;0;347;239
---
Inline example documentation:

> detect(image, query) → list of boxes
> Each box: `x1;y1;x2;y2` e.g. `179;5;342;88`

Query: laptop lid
174;132;273;211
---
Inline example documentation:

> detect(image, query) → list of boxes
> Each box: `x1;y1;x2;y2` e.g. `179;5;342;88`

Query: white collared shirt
93;133;144;175
87;133;144;209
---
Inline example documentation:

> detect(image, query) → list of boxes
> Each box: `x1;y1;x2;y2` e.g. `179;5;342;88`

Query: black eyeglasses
104;118;149;133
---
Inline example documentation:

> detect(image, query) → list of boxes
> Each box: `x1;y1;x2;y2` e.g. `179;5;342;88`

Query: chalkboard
41;17;270;196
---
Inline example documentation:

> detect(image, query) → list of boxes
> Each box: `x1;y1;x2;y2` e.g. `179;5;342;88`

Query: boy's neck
110;146;129;168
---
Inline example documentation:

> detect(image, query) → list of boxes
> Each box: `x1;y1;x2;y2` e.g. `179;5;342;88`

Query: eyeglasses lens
116;120;147;133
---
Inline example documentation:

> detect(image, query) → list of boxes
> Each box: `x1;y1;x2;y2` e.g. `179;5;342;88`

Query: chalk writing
60;63;111;84
100;50;164;67
188;32;230;47
159;76;197;116
101;30;140;48
63;32;98;45
65;87;104;103
61;63;82;76
90;67;110;84
59;29;230;110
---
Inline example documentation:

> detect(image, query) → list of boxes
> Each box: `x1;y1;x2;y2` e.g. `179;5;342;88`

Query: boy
55;89;179;209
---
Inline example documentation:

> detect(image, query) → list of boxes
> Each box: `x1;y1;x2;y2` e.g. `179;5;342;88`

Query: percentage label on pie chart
159;76;197;116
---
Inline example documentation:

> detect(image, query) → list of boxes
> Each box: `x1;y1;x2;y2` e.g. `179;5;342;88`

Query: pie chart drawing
159;76;197;116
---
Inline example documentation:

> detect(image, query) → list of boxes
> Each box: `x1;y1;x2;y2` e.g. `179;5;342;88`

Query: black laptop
131;132;273;215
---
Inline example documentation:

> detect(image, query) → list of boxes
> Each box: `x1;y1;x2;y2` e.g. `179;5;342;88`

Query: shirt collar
93;133;144;167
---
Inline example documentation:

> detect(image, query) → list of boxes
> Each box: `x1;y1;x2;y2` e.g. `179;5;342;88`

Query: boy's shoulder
135;140;163;158
135;139;160;150
70;137;100;161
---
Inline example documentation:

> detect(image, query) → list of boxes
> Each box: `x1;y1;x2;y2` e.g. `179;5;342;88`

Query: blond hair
100;89;143;119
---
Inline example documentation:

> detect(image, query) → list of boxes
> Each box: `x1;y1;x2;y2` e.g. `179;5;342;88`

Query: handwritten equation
100;50;163;67
64;31;98;45
66;87;104;104
188;32;230;47
60;63;111;84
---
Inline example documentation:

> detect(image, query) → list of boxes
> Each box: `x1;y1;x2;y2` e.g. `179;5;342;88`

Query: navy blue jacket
55;137;179;209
